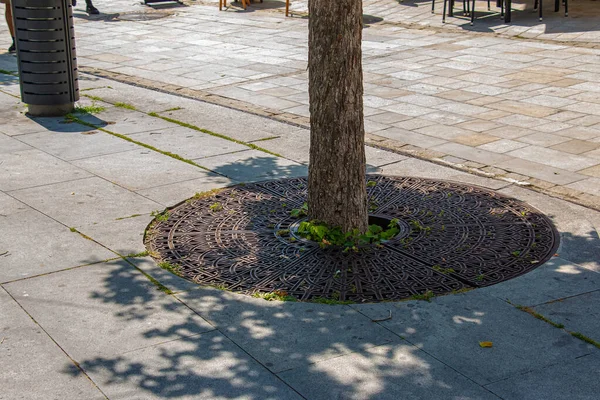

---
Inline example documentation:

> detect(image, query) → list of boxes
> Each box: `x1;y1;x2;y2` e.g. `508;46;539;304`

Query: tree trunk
307;0;368;233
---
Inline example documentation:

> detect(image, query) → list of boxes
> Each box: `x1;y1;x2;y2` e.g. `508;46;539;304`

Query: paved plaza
7;0;596;208
1;1;600;399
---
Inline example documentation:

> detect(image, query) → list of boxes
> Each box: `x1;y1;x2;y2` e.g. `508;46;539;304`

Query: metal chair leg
443;0;448;22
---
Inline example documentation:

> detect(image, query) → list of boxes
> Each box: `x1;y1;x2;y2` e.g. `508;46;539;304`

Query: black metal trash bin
11;0;79;116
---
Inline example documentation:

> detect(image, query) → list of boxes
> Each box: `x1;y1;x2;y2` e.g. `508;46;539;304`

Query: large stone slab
3;259;215;361
0;288;106;400
533;290;600;342
9;177;162;227
351;291;592;385
128;256;200;294
379;157;512;190
0;132;32;154
0;209;115;283
0;149;92;192
0;191;31;216
136;174;233;207
177;288;399;374
127;126;249;159
197;150;308;181
72;149;210;191
485;354;600;400
75;213;154;257
16;129;138;161
278;340;499;400
479;257;600;306
78;330;303;400
78;107;174;135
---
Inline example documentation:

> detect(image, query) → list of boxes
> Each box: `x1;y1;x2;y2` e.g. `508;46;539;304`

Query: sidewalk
1;66;600;399
8;0;596;209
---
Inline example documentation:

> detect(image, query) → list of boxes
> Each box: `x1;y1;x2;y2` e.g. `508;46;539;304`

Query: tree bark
307;0;368;233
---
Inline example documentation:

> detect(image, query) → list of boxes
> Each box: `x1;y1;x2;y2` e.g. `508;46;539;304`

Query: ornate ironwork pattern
145;176;560;303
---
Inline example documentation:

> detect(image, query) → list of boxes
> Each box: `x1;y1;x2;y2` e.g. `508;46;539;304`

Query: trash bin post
12;0;79;117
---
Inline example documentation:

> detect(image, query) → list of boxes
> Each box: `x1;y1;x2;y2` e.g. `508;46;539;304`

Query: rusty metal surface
145;175;560;302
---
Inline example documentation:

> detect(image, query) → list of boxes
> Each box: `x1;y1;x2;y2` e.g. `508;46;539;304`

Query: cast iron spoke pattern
145;175;559;302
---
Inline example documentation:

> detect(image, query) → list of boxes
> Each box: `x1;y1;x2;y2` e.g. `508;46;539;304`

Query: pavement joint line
65;114;217;173
350;303;504;399
529;288;600;308
179;1;600;49
4;175;97;195
82;64;600;212
0;258;123;285
506;297;600;350
147;112;283;157
173;293;309;400
0;285;111;399
117;332;216;357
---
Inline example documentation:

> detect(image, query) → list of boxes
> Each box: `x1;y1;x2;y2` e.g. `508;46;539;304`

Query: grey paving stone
365;146;407;167
0;114;92;136
72;149;210;191
77;330;303;400
127;126;249;160
197;150;308;181
0;209;115;283
251;132;310;164
506;145;598;171
379;158;512;190
0;288;106;400
177;288;399;374
87;109;175;136
0;149;92;192
494;158;587;185
431;142;513;165
0;132;32;154
485;354;600;400
4;259;215;360
479;257;600;307
128;256;200;294
16;129;138;161
76;213;154;257
9;177;162;228
477;139;529;153
0;192;31;216
352;291;591;385
534;290;600;342
517;132;571;147
566;177;600;197
278;340;500;400
375;127;447;148
136;174;233;207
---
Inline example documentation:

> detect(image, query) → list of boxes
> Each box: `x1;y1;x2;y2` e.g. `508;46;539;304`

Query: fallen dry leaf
479;341;493;348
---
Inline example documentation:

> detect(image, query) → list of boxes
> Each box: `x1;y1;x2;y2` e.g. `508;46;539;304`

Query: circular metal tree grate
145;175;560;303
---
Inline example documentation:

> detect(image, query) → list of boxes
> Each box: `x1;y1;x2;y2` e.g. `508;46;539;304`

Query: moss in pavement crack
147;112;282;157
65;114;211;172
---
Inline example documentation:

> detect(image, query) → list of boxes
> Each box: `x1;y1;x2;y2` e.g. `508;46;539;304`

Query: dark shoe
86;4;99;14
8;39;15;53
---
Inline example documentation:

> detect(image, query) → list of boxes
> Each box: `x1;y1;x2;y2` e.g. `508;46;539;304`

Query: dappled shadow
59;257;484;399
208;154;308;181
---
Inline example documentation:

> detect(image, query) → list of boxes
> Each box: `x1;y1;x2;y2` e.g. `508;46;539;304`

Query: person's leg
85;0;99;14
4;0;15;52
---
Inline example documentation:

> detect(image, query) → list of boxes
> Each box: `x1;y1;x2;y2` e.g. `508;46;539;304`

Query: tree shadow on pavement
57;160;600;398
